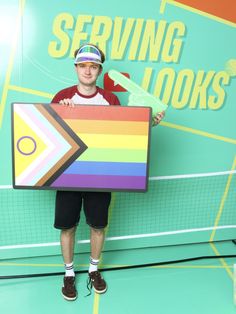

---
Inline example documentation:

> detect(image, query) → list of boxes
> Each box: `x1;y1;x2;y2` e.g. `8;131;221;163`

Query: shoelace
86;271;102;297
86;276;92;296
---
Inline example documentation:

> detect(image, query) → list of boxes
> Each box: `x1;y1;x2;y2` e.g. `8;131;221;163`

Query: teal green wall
0;0;236;259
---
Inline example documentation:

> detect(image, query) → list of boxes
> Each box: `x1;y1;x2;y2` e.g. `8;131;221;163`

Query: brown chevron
35;104;87;186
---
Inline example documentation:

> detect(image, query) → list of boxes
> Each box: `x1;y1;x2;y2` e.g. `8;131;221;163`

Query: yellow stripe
9;85;53;99
161;121;236;145
78;134;148;149
0;0;26;128
168;0;236;28
210;243;233;280
210;156;236;242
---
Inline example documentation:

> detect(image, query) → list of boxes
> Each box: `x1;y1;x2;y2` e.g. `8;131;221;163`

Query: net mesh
1;171;236;259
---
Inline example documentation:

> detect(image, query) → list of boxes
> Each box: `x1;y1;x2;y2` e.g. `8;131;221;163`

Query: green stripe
77;148;148;163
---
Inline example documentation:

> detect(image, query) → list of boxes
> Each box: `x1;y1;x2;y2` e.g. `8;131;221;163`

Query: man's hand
152;111;165;126
59;99;75;107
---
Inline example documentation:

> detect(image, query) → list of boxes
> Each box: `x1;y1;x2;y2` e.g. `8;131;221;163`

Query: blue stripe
64;161;147;176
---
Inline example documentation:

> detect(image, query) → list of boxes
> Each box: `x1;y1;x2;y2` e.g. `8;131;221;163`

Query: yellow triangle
14;112;47;177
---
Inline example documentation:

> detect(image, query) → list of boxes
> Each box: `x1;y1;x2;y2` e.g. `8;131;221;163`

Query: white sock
65;262;75;277
89;257;99;273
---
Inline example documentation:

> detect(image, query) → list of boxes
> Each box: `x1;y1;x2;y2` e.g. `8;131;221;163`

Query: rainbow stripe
12;104;151;192
50;104;151;191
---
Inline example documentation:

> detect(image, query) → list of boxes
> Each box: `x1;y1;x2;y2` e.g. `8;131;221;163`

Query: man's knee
61;226;76;237
91;227;105;236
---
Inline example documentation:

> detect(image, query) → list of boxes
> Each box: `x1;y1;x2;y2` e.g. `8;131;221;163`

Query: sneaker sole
93;287;107;294
62;292;77;301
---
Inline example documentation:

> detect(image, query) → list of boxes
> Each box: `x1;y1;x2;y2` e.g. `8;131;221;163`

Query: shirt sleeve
51;90;64;103
112;94;121;106
51;86;76;103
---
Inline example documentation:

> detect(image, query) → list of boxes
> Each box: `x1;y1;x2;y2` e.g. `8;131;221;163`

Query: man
51;43;164;301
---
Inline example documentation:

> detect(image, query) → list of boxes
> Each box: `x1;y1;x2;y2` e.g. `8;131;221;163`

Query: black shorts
54;191;111;230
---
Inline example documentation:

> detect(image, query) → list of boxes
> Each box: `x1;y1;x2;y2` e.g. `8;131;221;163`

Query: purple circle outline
17;136;37;156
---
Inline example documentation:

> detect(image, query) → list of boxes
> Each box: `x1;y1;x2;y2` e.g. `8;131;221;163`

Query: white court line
0;185;13;189
1;170;236;189
1;225;236;250
150;170;236;180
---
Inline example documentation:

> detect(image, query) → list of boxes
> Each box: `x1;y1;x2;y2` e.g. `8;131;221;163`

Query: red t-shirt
51;85;120;106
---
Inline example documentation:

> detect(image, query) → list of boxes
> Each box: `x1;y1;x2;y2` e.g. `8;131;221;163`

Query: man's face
75;62;102;87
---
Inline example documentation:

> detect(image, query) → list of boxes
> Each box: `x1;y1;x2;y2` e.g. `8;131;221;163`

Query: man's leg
84;191;111;294
87;227;107;294
90;227;105;261
61;227;76;265
54;191;82;301
61;227;78;301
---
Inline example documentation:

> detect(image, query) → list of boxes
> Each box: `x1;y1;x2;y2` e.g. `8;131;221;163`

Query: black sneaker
62;276;77;301
87;271;107;295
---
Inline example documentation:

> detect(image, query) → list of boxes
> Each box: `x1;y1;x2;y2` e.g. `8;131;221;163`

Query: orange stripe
65;119;149;135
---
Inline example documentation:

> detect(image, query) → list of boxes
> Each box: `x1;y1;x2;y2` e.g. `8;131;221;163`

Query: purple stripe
50;174;146;190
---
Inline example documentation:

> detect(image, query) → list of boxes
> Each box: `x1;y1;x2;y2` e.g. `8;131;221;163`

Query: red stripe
50;104;151;121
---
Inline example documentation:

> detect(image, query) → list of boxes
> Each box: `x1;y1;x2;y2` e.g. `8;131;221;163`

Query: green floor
1;241;236;314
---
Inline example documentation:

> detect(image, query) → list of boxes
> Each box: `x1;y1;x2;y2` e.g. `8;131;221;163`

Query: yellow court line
93;293;100;314
93;194;116;314
209;155;236;281
92;195;117;314
161;121;236;145
0;262;234;270
166;0;236;28
0;0;26;129
0;262;89;267
210;156;236;242
152;265;234;269
9;85;53;99
210;242;233;280
0;263;63;267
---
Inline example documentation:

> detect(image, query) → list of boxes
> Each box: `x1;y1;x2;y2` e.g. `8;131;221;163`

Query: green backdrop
0;0;235;259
